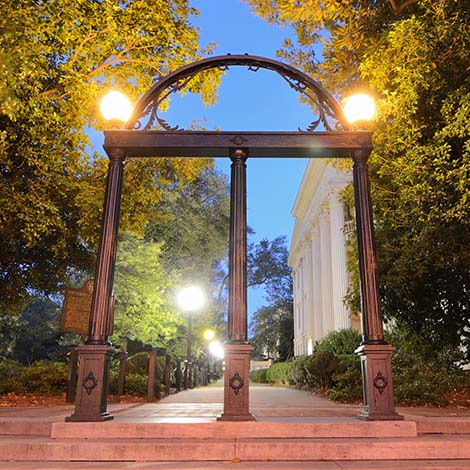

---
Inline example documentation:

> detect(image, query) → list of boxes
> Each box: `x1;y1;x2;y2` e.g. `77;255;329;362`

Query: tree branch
388;0;419;15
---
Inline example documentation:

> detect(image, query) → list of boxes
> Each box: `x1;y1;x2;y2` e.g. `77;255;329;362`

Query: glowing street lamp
177;286;205;312
203;329;215;342
343;93;376;123
209;340;224;360
100;90;133;124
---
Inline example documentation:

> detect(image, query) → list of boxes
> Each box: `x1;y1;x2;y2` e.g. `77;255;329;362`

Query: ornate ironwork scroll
126;55;351;133
229;371;244;395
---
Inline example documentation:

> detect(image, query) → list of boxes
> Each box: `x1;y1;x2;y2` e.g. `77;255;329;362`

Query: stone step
1;435;470;462
50;420;417;439
416;420;470;435
2;460;470;470
0;420;52;436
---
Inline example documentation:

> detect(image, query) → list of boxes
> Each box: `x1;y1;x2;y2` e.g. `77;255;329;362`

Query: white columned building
289;159;359;357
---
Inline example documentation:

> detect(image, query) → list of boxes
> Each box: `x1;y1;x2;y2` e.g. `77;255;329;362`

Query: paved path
1;381;469;423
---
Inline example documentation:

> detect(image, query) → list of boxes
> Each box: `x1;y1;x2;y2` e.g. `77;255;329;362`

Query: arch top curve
126;54;351;132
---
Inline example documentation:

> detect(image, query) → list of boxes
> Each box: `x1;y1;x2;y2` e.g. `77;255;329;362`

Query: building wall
289;159;357;357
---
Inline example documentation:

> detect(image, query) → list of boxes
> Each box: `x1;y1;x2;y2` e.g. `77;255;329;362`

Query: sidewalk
0;381;469;423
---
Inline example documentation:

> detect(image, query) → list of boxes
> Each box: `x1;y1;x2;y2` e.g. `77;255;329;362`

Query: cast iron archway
67;55;402;422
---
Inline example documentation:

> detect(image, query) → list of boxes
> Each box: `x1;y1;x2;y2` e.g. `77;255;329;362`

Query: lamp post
177;286;204;390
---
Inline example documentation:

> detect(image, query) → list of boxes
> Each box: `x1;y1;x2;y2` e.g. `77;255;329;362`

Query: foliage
144;167;231;356
303;351;339;392
249;236;294;361
249;368;268;383
386;326;468;406
111;235;185;352
0;360;68;395
315;329;362;356
0;314;21;359
0;0;218;314
266;361;293;385
11;299;80;365
146;168;230;287
291;355;310;386
246;0;470;354
326;354;363;402
0;359;23;394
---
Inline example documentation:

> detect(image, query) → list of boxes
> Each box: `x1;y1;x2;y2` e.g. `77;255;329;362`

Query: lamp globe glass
344;94;376;123
177;286;205;312
100;91;133;122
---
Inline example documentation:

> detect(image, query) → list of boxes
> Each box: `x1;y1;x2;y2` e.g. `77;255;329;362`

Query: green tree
145;167;231;352
112;234;184;353
0;0;218;314
249;236;294;360
246;0;470;354
12;298;79;364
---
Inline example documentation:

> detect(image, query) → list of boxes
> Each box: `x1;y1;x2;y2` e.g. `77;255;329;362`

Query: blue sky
92;0;316;317
185;0;312;315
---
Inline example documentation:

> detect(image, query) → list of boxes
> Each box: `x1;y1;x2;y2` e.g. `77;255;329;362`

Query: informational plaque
60;279;94;336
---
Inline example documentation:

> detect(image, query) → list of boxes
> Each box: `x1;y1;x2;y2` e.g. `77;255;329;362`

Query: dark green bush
266;361;293;385
304;351;339;392
123;373;148;396
291;355;310;386
249;368;268;383
0;359;23;394
19;361;68;395
327;354;362;402
315;328;362;355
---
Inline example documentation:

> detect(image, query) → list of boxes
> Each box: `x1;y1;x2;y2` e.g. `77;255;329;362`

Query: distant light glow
177;286;205;311
209;340;224;359
203;329;215;341
100;91;133;122
307;337;314;356
343;94;376;123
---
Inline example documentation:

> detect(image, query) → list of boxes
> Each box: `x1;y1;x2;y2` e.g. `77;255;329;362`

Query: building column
319;206;334;335
302;236;314;353
329;186;351;330
311;224;323;344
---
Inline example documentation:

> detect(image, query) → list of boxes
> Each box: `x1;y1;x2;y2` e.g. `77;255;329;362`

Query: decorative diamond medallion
82;371;98;395
229;371;244;395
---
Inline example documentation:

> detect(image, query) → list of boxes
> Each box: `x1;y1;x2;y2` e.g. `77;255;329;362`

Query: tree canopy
0;0;218;314
246;0;470;354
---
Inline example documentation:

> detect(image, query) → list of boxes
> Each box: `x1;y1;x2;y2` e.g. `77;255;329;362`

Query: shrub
315;328;362;355
327;354;363;402
304;351;339;392
0;359;23;394
291;355;310;386
123;373;148;397
266;361;293;385
250;368;268;383
19;361;68;395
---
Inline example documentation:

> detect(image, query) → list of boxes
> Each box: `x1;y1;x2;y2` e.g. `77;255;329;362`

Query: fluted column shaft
311;225;323;343
87;148;126;345
228;150;248;343
329;187;350;330
319;207;334;335
352;150;385;344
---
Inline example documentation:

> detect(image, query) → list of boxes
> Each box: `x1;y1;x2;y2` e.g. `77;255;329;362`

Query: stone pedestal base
218;343;255;421
66;344;114;422
355;343;403;421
